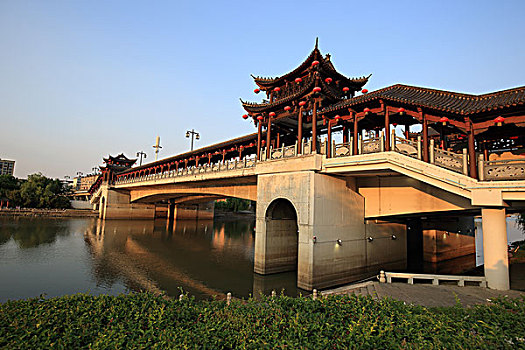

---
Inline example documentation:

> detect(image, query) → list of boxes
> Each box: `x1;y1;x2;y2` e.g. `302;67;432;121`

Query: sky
1;0;524;179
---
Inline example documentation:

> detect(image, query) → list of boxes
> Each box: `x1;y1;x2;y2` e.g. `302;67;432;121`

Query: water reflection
0;216;302;301
0;217;70;248
83;217;300;299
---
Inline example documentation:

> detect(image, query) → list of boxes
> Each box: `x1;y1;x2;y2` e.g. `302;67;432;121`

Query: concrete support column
481;208;509;290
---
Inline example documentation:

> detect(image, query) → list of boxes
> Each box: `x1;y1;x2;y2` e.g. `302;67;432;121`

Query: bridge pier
481;208;509;290
255;171;406;291
97;185;155;220
169;201;215;220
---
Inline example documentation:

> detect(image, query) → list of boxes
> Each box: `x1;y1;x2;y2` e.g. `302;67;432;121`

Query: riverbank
1;293;524;349
0;208;98;218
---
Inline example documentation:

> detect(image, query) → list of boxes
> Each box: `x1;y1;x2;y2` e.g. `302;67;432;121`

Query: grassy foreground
1;293;524;349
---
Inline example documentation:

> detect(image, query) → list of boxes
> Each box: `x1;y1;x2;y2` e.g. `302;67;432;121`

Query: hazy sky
1;0;524;179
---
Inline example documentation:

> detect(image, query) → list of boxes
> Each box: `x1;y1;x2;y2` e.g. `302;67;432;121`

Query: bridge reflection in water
84;218;302;299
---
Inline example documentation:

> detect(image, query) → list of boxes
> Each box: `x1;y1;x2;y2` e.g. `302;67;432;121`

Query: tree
18;173;71;209
0;174;21;206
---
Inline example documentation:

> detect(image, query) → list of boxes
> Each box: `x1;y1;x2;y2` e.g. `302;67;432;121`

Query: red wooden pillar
466;117;477;179
276;133;280;148
208;154;212;165
422;111;429;162
222;150;226;163
385;108;390;151
297;106;303;153
256;119;262;160
312;99;318;153
184;159;188;169
342;123;348;143
327;120;332;158
266;117;272;159
404;124;410;139
352;110;358;155
239;147;243;160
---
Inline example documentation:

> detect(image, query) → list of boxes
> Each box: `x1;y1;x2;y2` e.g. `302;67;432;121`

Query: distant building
0;159;15;176
73;174;99;191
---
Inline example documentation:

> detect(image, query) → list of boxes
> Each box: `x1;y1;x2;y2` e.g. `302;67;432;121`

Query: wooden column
266;117;272;159
222;150;226;163
467;117;477;179
297;106;303;153
312;99;318;153
256;120;262;160
352;110;358;155
384;108;390;151
422;112;429;162
276;133;280;148
342;124;348;143
327;120;332;158
239;147;242;160
404;124;410;139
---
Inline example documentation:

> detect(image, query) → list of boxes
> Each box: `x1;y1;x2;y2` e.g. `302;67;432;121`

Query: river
0;216;301;302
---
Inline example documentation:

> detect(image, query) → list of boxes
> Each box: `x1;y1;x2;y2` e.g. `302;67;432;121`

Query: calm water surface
0;217;301;302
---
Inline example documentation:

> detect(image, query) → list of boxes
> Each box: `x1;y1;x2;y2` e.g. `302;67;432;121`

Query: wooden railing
379;271;487;287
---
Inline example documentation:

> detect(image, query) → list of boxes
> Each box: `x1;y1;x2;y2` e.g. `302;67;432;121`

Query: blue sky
1;0;524;178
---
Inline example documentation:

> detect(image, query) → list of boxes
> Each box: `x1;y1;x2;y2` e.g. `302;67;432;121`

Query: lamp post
186;129;200;151
136;151;147;166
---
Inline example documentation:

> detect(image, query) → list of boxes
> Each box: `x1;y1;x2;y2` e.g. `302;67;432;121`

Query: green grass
1;293;524;349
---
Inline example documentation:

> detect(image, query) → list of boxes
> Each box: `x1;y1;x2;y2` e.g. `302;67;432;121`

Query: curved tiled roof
321;84;525;117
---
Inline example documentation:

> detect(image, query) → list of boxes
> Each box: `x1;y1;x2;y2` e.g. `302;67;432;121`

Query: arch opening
264;198;299;273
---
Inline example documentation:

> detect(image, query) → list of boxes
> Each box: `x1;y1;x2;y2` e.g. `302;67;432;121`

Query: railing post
324;139;328;156
380;131;385;152
429;139;435;164
417;136;422;160
350;136;353;156
478;154;485;181
391;129;396;151
462;148;468;175
359;134;363;155
332;140;336;158
294;141;298;156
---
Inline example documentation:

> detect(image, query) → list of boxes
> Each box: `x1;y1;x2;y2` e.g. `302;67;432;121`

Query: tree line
0;173;70;209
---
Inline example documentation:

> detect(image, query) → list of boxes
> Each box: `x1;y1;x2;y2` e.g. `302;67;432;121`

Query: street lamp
136;151;147;166
186;129;200;151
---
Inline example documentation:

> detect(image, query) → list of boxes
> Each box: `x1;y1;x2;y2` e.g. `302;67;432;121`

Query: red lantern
299;101;307;107
295;77;302;83
398;107;405;115
494;116;505;126
334;115;341;123
364;108;370;114
284;106;291;112
249;143;254;147
440;117;449;125
254;89;260;94
242;114;249;119
311;60;320;67
342;87;350;92
257;115;263;121
269;112;276;117
393;123;398;127
230;147;235;151
325;77;332;84
274;87;280;92
262;140;266;145
313;87;322;93
362;89;368;94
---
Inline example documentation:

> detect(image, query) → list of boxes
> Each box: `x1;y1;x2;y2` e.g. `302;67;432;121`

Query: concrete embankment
0;208;98;218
